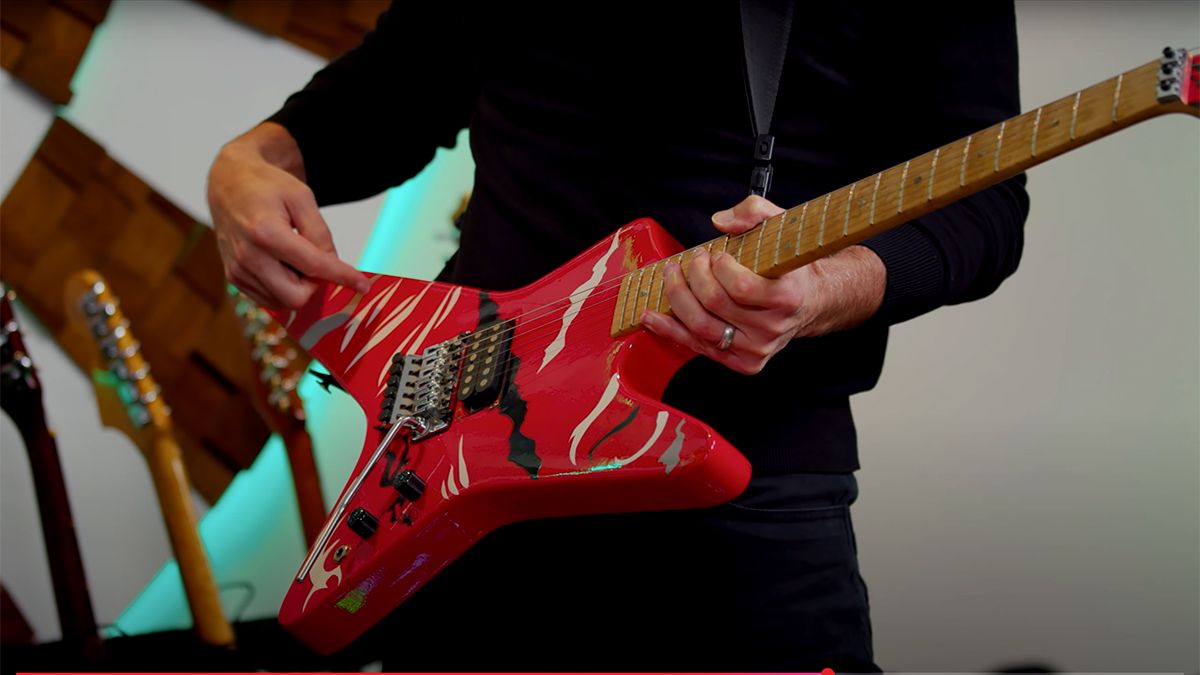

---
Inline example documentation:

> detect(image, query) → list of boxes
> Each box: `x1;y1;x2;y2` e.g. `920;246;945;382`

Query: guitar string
444;75;1147;354
416;75;1153;355
466;74;1155;346
357;78;1152;382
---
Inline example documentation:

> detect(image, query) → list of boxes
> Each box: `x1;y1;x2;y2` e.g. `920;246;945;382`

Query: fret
630;266;648;324
959;135;972;187
652;262;666;313
639;265;657;320
817;193;831;247
927;148;939;201
716;233;731;256
842;182;855;237
661;260;675;313
773;209;786;267
735;232;747;265
993;121;1006;173
753;222;764;272
1031;107;1043;156
615;273;634;333
794;202;808;256
1070;91;1081;140
869;173;882;225
1111;73;1124;123
897;160;910;213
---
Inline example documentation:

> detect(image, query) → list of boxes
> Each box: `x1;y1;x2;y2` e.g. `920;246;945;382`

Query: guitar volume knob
392;470;426;502
346;508;378;539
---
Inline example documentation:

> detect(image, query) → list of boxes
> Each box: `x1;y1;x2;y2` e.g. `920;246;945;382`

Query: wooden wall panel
197;0;389;60
0;0;111;104
0;118;274;502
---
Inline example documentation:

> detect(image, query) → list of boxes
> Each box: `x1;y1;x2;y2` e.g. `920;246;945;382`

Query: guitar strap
740;0;794;197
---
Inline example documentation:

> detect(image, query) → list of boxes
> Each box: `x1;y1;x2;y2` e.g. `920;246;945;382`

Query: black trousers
380;472;877;672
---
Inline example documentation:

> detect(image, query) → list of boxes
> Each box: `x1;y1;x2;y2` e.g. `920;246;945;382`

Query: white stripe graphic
611;411;670;468
348;284;431;372
302;538;343;613
539;232;622;373
407;289;456;358
340;280;399;352
569;373;621;466
432;286;463;331
457;436;470;489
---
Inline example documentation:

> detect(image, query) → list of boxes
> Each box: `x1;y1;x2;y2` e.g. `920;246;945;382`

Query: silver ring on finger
716;323;735;351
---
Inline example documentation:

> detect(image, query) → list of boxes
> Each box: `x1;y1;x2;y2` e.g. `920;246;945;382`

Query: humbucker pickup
458;320;514;413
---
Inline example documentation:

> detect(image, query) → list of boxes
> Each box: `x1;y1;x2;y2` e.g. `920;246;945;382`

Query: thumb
711;195;786;234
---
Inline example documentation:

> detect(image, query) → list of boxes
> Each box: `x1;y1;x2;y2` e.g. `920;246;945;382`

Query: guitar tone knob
346;508;378;539
391;470;426;502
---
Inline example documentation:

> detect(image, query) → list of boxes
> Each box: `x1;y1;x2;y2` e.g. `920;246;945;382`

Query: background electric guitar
231;290;327;547
63;270;235;649
1;285;103;660
268;48;1199;653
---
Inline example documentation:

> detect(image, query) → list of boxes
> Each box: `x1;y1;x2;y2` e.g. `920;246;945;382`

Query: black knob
392;470;426;501
346;508;378;539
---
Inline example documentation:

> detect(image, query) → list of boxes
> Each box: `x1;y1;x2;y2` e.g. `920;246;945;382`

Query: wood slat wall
197;0;390;60
0;117;273;503
0;0;112;104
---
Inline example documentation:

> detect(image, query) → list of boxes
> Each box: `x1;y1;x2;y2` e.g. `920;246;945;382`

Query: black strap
740;0;794;197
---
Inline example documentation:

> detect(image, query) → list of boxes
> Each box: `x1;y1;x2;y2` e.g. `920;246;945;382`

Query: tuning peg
101;338;120;360
139;385;160;404
130;405;151;428
119;340;140;360
91;317;110;337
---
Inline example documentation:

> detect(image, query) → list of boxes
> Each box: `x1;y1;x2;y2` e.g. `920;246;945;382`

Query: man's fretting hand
207;122;370;310
640;195;887;375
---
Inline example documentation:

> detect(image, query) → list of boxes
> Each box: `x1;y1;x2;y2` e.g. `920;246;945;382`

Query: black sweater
269;2;1030;474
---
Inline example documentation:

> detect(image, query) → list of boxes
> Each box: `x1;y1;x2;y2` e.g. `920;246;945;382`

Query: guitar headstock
1;284;43;416
63;270;169;447
1159;46;1200;110
231;289;309;432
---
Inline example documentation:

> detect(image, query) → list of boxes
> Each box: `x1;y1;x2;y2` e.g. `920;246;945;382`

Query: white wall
855;1;1199;671
0;0;1195;671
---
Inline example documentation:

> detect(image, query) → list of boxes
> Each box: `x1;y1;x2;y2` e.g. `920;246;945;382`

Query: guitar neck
612;53;1200;336
12;409;103;654
1;288;102;655
145;433;235;648
281;428;327;547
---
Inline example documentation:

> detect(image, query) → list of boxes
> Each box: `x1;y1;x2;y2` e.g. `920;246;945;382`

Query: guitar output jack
333;545;350;562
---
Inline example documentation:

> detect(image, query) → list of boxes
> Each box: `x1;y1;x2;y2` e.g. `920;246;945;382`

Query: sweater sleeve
267;1;479;207
859;2;1031;326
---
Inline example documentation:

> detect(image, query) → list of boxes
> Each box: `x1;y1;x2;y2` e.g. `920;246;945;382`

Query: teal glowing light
587;462;624;473
114;134;474;632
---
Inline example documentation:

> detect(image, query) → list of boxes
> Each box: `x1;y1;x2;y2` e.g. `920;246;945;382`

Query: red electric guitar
272;49;1199;653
